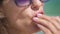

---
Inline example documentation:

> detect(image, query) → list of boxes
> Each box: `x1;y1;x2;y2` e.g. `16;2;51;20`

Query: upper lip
33;11;44;17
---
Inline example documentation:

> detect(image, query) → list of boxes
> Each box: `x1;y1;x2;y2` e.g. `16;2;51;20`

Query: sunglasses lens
15;0;30;7
40;0;49;3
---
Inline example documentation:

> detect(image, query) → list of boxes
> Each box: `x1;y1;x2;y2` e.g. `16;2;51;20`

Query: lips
37;11;44;15
34;11;44;17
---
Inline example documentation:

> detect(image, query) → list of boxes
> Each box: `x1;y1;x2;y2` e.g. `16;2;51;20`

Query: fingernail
33;17;38;21
37;14;42;17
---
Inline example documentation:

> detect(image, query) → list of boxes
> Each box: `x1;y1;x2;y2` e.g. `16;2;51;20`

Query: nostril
31;5;39;11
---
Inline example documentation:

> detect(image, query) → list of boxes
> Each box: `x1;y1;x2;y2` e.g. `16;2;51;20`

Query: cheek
3;1;27;21
3;0;26;16
22;7;35;18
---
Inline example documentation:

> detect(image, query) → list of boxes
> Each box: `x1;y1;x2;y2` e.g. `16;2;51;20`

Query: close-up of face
1;0;48;34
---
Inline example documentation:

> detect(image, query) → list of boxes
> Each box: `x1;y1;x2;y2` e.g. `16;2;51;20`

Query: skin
33;14;60;34
1;0;60;34
1;0;43;34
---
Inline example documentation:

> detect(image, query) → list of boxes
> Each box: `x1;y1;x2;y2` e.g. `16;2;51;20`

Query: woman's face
2;0;44;33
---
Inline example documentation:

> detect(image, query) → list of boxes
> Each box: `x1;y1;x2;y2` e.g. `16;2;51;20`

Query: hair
0;0;3;6
0;0;8;34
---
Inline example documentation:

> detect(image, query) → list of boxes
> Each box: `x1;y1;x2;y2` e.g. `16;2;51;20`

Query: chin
33;25;40;33
28;21;40;33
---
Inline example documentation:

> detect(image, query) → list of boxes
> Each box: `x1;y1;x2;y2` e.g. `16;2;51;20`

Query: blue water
36;31;44;34
44;0;60;16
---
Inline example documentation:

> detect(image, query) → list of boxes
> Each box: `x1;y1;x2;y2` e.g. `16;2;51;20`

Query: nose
31;0;43;11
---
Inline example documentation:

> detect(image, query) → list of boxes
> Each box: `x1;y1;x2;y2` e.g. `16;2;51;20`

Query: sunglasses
15;0;49;7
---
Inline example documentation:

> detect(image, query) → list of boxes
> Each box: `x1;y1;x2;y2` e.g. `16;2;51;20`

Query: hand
33;14;60;34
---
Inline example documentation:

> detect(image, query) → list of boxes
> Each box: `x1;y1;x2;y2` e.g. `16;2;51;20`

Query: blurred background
36;0;60;34
44;0;60;16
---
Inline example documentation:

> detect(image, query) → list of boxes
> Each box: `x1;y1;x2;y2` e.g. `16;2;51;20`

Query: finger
55;16;60;23
37;14;60;30
36;24;52;34
33;17;58;34
51;16;60;23
51;16;60;30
